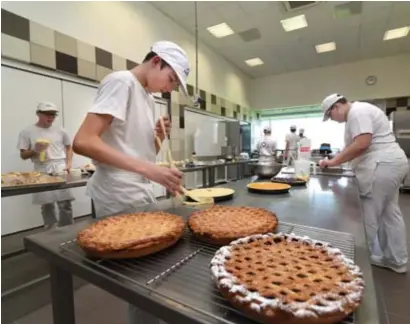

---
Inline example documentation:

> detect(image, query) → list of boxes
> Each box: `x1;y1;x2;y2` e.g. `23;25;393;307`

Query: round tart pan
271;177;307;187
247;182;291;194
186;188;235;202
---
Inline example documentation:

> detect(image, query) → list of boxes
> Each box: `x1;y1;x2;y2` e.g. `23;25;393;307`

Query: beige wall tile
1;34;30;63
77;40;95;63
29;21;55;49
78;59;96;80
96;65;112;81
55;32;77;57
112;54;126;71
30;43;56;69
171;103;179;117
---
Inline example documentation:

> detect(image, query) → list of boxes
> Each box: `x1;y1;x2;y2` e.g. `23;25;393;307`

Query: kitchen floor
2;193;410;324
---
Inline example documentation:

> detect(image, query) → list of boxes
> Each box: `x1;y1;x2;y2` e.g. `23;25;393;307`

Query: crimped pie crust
77;212;185;259
211;233;364;324
188;206;278;245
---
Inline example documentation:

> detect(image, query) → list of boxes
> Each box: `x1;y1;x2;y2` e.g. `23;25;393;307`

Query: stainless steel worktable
24;176;379;324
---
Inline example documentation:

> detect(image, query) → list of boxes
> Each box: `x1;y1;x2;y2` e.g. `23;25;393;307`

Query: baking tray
1;178;66;191
60;222;356;324
270;177;307;187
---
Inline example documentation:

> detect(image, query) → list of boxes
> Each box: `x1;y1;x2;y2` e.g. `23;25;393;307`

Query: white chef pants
360;160;409;267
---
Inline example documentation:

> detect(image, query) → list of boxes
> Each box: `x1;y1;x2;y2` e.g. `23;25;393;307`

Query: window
252;115;345;151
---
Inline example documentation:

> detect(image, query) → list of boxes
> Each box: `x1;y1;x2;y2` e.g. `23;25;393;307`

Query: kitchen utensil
249;162;282;178
294;159;316;178
157;117;202;203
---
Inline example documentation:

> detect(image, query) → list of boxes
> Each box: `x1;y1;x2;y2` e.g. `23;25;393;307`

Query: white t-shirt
257;136;277;157
86;71;157;216
285;132;300;151
345;101;397;166
17;124;70;165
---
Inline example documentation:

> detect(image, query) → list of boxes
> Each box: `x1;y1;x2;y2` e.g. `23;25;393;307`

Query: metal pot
249;162;283;178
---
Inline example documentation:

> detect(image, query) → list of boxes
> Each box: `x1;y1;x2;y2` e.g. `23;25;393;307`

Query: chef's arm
73;113;153;175
20;149;37;160
328;134;372;166
285;141;290;156
65;145;73;167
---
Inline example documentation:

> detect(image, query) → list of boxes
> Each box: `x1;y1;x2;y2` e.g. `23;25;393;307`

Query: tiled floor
2;194;410;324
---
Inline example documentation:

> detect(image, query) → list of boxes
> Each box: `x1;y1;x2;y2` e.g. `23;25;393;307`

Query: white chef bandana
151;41;190;97
36;101;59;113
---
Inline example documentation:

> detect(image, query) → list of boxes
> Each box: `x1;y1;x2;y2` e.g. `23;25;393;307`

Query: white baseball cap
263;126;271;132
299;128;305;133
36;101;58;113
151;41;190;97
290;125;297;130
322;93;344;121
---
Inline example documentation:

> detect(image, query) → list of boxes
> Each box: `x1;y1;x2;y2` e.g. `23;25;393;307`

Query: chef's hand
319;159;334;169
147;165;183;195
155;116;171;141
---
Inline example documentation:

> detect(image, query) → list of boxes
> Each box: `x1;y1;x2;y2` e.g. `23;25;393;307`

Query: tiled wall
1;8;258;160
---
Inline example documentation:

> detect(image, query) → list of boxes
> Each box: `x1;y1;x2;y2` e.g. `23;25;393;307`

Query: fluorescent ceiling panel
207;23;234;38
280;15;308;32
383;26;410;40
245;58;264;67
315;42;336;53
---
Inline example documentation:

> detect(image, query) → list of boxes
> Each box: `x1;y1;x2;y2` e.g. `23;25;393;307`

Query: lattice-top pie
188;206;278;245
77;212;185;259
211;233;364;324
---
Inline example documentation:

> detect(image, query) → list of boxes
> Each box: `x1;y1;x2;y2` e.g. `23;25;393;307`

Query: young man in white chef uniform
257;126;277;163
73;41;190;323
284;125;300;166
320;94;408;273
17;102;74;229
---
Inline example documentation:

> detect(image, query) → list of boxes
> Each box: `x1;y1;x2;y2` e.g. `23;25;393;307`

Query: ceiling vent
238;28;262;42
282;1;320;12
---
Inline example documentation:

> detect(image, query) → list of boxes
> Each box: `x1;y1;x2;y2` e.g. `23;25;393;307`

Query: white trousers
360;159;409;266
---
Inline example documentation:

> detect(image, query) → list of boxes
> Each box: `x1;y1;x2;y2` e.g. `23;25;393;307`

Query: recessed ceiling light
207;23;234;38
245;58;264;67
315;42;336;53
383;26;410;41
280;15;308;32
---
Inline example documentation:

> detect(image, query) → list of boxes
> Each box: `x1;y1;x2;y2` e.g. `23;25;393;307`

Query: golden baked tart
188;205;278;245
211;233;364;324
77;212;185;259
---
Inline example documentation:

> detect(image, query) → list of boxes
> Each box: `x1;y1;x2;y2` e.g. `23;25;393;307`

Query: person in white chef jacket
257;126;277;163
73;41;190;324
17;102;74;229
284;125;300;166
320;93;408;273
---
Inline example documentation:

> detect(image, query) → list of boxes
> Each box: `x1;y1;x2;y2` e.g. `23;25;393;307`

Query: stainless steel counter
1;161;256;198
24;176;379;324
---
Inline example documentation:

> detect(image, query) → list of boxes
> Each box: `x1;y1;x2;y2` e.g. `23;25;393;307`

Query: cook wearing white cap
320;93;408;273
73;41;191;323
284;125;300;166
257;126;277;163
17;101;74;229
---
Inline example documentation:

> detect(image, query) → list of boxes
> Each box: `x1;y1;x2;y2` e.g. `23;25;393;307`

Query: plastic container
294;159;316;177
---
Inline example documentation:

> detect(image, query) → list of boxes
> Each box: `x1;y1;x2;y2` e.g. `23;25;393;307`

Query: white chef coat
257;135;276;162
285;132;300;151
17;125;74;204
86;70;157;217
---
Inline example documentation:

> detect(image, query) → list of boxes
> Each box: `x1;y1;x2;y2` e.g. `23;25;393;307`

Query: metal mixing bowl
249;162;283;178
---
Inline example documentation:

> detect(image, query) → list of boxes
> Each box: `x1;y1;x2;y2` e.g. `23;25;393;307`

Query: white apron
32;159;75;205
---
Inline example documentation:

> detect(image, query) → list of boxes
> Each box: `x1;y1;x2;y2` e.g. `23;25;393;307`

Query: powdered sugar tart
188;206;278;245
77;212;185;259
211;233;364;324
